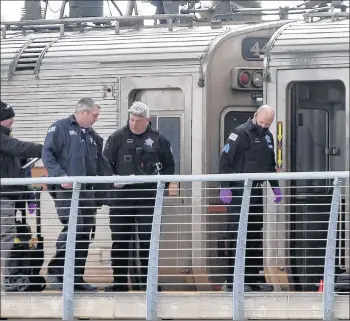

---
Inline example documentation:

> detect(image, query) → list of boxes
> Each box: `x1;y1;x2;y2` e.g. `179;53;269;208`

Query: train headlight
252;71;263;88
231;67;264;91
238;70;252;87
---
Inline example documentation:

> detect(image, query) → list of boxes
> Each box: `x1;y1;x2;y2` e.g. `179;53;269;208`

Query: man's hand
61;176;72;189
114;183;125;188
114;174;135;188
61;183;73;189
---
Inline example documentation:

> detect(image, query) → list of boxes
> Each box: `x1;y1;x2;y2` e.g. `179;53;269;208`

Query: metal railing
0;171;349;320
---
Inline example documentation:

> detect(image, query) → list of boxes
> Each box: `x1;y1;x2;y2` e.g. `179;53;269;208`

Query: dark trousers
48;188;96;281
109;187;155;286
226;182;265;286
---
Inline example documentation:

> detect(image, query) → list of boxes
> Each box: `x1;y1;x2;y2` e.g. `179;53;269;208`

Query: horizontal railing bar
1;171;349;185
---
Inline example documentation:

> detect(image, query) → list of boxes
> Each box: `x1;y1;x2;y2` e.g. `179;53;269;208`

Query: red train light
238;70;251;87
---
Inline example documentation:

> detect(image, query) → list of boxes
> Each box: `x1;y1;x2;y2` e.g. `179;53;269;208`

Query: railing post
323;177;342;321
232;178;252;321
146;179;165;321
62;181;81;321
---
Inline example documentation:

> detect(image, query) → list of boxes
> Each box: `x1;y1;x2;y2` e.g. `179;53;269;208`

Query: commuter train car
263;13;350;291
0;16;289;291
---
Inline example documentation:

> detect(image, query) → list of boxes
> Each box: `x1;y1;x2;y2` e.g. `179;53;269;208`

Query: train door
120;75;192;290
282;77;348;291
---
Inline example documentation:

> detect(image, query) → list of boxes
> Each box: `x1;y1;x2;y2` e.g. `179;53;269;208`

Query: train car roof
1;20;287;80
265;16;349;69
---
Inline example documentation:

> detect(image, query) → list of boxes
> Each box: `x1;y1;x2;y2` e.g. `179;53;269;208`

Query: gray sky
1;1;304;22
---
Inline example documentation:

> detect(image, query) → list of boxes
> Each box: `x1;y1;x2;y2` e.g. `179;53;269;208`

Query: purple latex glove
272;188;282;204
28;202;37;214
220;189;232;204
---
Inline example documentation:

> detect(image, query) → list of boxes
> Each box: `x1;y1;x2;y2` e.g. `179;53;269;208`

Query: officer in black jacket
0;100;42;289
219;105;282;292
42;97;105;292
103;101;175;292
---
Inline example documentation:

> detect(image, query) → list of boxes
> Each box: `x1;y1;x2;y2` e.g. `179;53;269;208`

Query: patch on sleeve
228;132;238;141
47;126;56;133
223;143;230;154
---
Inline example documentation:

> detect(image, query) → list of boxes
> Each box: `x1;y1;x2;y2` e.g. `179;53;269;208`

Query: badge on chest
144;137;154;147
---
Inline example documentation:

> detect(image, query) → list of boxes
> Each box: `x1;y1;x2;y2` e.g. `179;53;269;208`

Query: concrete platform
1;292;349;319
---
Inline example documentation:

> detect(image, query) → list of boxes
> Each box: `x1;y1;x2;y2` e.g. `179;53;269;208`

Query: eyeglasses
86;110;99;119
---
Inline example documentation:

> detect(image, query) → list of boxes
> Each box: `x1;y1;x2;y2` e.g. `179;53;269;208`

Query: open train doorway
289;80;347;291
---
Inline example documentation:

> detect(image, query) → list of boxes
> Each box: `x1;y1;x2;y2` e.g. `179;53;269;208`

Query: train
263;11;349;291
1;2;349;293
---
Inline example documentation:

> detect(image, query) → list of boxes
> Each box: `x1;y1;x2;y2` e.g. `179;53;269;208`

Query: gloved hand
114;183;125;188
272;188;282;204
28;202;37;214
114;175;135;188
220;189;232;204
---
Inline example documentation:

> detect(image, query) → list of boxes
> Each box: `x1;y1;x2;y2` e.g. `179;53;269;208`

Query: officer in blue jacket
42;98;103;292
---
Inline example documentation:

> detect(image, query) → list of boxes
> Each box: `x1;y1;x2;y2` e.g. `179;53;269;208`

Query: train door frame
119;74;203;290
271;68;350;290
119;75;192;175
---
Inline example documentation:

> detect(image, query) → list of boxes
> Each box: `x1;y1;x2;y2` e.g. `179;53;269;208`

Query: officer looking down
103;101;175;292
42;98;104;292
0;100;43;291
219;104;282;292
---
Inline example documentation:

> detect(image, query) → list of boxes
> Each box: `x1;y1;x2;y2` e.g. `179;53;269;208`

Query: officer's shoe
46;273;63;290
104;284;129;292
139;285;162;292
225;284;253;292
251;283;274;292
74;279;98;292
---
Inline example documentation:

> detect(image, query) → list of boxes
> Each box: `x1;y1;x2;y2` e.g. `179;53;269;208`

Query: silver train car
264;13;350;291
1;17;289;291
3;12;348;292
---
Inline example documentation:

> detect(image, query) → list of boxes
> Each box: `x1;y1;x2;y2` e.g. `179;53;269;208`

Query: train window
150;116;181;174
296;108;328;172
223;110;254;144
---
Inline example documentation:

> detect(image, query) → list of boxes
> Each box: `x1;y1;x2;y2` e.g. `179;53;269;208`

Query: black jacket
219;118;279;189
103;123;175;189
41;115;113;205
42;115;103;178
0;126;42;199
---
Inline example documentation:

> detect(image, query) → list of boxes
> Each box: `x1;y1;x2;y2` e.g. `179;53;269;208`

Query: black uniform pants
226;181;265;286
109;187;156;286
48;187;96;281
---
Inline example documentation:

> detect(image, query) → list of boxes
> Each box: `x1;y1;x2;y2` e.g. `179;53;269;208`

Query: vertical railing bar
146;179;165;321
62;181;81;321
232;178;252;321
323;177;342;321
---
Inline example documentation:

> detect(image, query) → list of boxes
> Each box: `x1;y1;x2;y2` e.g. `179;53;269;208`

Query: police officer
42;98;104;292
0;100;43;290
103;101;175;292
219;105;282;292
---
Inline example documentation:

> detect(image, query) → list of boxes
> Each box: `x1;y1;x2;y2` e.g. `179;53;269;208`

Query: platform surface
1;291;349;319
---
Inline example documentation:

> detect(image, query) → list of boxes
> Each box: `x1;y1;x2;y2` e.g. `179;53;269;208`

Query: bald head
253;105;275;134
257;105;275;119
